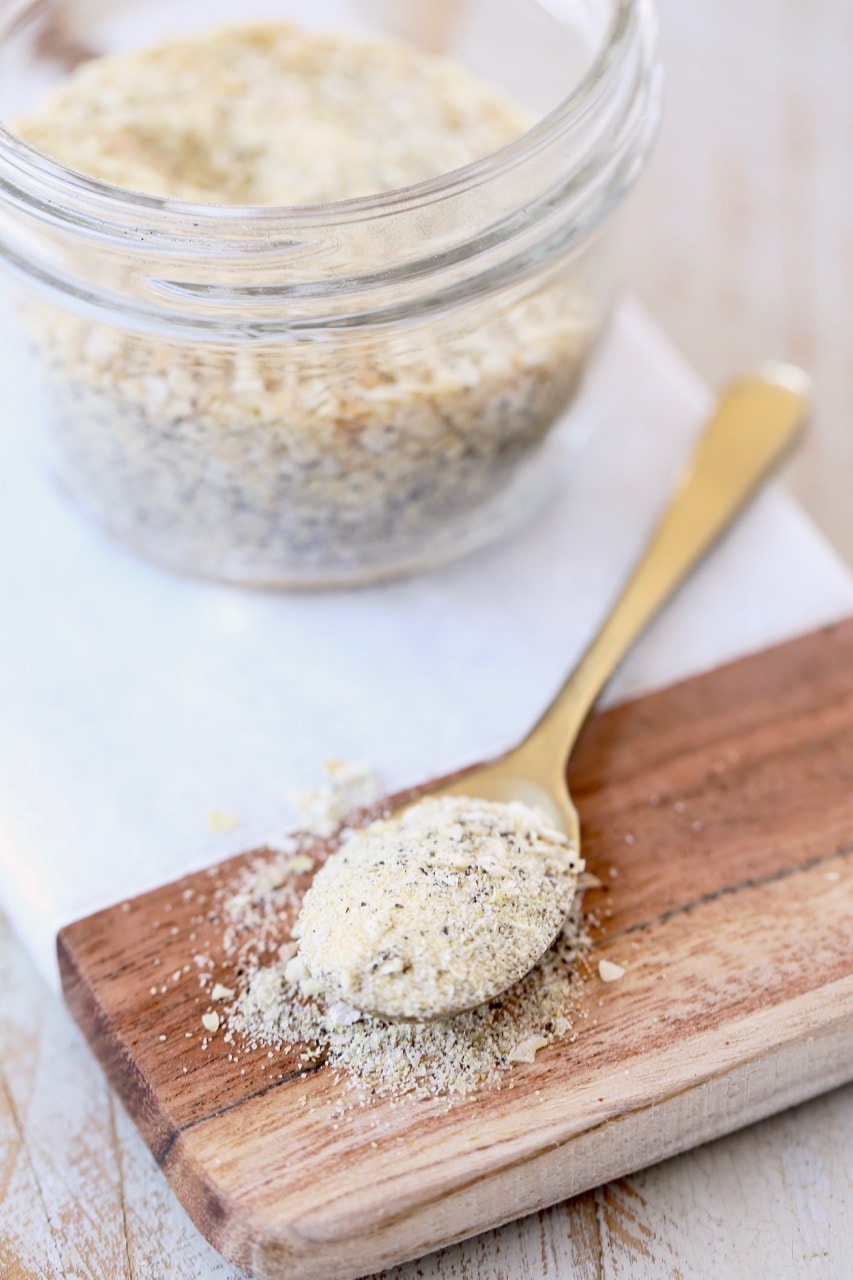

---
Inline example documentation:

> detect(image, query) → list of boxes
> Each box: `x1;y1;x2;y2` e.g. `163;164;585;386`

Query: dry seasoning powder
14;23;593;585
16;24;533;203
209;789;593;1100
293;795;584;1019
230;914;589;1099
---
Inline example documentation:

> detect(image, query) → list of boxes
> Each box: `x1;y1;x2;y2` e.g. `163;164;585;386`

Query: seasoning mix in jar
0;0;661;587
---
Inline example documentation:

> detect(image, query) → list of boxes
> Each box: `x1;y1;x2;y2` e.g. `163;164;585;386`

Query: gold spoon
299;364;810;1019
430;364;810;827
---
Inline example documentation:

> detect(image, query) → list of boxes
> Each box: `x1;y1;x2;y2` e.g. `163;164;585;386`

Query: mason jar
0;0;661;587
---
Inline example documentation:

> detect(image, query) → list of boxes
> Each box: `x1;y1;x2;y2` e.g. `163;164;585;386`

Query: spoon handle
518;364;811;770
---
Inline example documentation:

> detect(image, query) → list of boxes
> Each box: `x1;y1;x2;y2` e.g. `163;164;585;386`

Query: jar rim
0;0;640;234
0;0;660;332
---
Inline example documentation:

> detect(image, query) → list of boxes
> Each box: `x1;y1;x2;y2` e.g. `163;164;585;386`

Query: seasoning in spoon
290;795;584;1020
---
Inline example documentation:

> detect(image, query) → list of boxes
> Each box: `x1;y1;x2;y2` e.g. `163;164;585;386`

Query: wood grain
623;0;853;568
57;619;853;1280
0;909;245;1280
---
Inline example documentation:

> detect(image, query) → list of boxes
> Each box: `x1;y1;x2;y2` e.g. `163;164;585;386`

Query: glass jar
0;0;661;588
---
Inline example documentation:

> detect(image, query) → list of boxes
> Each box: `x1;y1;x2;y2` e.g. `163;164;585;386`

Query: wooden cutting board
58;619;853;1280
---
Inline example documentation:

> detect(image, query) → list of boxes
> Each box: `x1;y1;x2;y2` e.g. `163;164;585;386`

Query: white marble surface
1;299;851;985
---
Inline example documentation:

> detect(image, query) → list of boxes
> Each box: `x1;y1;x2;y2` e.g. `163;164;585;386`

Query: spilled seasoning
188;769;594;1101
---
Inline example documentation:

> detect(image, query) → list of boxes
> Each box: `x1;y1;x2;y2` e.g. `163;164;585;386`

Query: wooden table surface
3;1;852;1276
